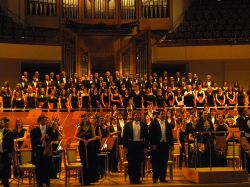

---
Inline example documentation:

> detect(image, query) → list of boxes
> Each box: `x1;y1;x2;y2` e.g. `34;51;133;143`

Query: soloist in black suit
123;121;148;184
149;118;174;182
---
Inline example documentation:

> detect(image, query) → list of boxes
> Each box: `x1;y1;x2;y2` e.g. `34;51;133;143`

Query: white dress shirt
112;123;118;132
119;119;125;136
0;129;3;152
211;116;215;124
133;121;141;141
159;119;167;142
40;125;46;147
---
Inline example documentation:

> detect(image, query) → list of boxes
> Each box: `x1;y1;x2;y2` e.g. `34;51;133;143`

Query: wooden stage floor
8;168;250;187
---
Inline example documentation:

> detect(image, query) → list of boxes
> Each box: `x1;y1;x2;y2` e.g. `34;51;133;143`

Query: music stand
98;137;119;185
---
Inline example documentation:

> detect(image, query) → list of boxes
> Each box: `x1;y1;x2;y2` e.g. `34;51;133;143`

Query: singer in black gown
75;116;98;185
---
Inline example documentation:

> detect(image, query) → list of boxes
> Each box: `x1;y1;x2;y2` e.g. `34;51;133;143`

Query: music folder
100;136;116;151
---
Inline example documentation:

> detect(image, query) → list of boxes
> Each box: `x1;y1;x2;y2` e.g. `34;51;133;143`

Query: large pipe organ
23;0;172;76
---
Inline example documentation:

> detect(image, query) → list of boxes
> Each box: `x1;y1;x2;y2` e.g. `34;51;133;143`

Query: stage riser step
183;167;249;184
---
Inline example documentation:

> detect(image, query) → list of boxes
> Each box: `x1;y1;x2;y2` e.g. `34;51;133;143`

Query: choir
0;70;249;111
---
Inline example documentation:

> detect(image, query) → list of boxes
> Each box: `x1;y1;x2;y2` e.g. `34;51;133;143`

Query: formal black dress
81;95;90;109
109;123;122;172
111;94;122;108
184;92;195;108
206;91;215;107
155;94;165;108
70;94;78;110
37;94;48;109
2;93;11;110
91;93;101;109
49;129;61;178
26;94;36;109
59;96;68;112
237;91;245;107
12;98;25;111
178;129;187;168
13;128;26;149
77;125;98;184
196;91;205;107
132;91;142;109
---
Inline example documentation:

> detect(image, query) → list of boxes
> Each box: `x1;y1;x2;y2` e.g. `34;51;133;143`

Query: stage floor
8;168;250;187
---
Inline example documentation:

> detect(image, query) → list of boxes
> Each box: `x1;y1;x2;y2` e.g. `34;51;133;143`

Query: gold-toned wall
0;60;21;87
152;45;250;61
152;45;250;88
0;43;62;61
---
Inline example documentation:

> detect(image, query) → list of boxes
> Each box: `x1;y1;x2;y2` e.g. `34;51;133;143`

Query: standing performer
149;110;174;183
75;115;97;185
0;117;14;187
49;118;62;179
30;115;52;187
123;111;149;184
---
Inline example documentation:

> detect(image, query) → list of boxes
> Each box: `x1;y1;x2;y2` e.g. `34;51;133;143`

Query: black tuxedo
60;76;68;84
42;80;50;88
0;128;14;187
54;79;62;89
122;78;132;89
149;119;174;182
19;81;29;90
123;121;148;183
103;76;111;87
30;126;53;186
237;116;250;172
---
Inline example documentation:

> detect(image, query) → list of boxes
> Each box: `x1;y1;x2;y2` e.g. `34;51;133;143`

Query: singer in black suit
30;115;52;187
149;110;174;183
123;111;149;184
0;117;14;187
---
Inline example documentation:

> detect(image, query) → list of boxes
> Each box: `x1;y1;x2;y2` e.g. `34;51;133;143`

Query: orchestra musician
30;115;52;187
109;116;122;172
49;118;62;179
0;117;14;187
